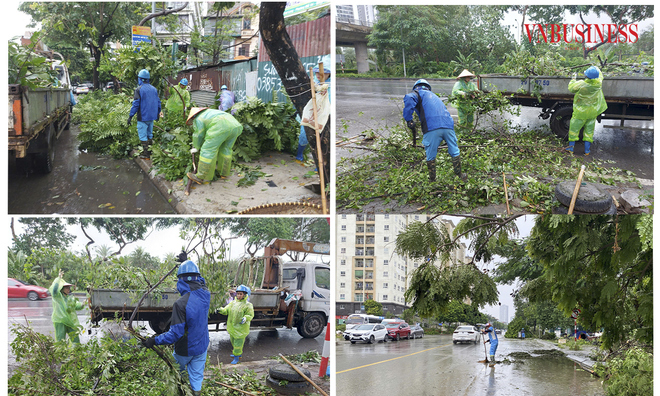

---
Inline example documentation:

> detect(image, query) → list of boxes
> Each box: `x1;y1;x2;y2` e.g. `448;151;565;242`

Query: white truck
88;239;331;338
8;50;72;173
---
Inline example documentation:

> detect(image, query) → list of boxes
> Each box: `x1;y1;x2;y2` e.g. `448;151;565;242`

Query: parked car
385;322;411;341
8;278;49;301
74;84;89;95
410;324;424;339
453;325;480;344
104;81;114;91
349;323;388;344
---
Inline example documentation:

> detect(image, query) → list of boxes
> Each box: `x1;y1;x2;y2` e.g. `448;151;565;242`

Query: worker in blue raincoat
128;69;162;159
482;322;499;367
48;270;84;343
218;285;254;364
142;259;210;396
566;66;608;155
403;79;466;182
185;107;244;183
296;65;332;162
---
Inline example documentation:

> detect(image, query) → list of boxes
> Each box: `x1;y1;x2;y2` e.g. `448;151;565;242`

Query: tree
19;2;149;89
259;3;331;187
526;215;652;349
286;218;330;260
364;299;383;316
225;218;295;256
69;218;157;262
11;218;75;257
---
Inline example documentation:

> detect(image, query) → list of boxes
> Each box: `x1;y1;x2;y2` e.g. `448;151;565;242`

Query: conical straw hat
457;69;476;79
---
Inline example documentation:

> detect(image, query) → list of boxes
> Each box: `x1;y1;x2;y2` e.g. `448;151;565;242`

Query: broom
478;331;489;363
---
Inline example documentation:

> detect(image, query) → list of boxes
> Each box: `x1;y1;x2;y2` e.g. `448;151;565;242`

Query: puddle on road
8;126;174;214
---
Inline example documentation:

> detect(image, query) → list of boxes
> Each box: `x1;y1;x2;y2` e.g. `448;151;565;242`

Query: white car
453;325;480;344
349;323;389;344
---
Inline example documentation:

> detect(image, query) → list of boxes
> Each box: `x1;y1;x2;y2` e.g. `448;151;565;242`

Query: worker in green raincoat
48;270;84;343
566;66;608;155
218;285;254;364
166;78;191;117
451;69;479;134
185;107;244;183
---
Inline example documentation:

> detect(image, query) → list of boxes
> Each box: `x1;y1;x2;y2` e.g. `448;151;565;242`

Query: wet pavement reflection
336;334;604;396
8;125;174;214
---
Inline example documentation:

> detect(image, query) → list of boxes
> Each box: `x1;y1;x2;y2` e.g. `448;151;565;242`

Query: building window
339;304;345;309
341;237;346;242
384;225;389;230
384;259;389;265
415;215;419;220
342;214;347;219
341;225;347;231
238;44;250;57
340;282;345;288
383;283;388;288
340;271;346;277
383;295;388;300
384;248;389;255
383;271;388;277
384;214;389;219
341;259;346;265
341;248;346;253
340;294;345;300
384;236;389;242
242;17;251;30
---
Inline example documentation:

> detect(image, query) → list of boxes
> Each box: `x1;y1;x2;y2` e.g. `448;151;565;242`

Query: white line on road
336;342;454;374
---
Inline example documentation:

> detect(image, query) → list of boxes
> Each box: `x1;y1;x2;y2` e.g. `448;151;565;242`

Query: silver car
349;323;389;344
453;325;480;344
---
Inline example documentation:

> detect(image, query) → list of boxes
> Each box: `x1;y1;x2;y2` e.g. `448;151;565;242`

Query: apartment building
336;215;467;318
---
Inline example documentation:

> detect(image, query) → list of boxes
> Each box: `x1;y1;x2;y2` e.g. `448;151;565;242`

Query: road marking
336;342;454;374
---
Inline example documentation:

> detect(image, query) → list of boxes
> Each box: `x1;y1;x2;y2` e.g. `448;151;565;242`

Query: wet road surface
336;334;604;396
337;78;653;180
8;298;325;372
8;124;174;214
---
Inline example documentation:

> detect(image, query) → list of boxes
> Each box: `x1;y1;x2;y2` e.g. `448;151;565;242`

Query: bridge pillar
355;42;370;74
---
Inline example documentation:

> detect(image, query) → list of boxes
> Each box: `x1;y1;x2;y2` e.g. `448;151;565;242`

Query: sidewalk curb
537;339;598;372
133;156;188;214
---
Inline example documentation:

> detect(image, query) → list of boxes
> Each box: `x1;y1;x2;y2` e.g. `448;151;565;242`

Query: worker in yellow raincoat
185;107;244;183
48;270;84;343
566;66;608;155
218;285;254;364
166;78;191;117
451;69;479;135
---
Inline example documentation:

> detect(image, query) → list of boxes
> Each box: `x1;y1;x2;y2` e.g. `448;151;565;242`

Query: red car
8;278;49;301
385;322;411;341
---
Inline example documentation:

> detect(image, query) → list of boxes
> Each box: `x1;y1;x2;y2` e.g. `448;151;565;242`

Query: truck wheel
549;106;573;140
297;312;325;338
35;124;55;174
149;318;171;334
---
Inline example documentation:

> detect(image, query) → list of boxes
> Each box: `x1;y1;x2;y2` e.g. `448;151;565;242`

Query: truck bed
479;75;653;104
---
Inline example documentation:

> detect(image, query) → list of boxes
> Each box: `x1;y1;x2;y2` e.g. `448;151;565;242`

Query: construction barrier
319;320;330;377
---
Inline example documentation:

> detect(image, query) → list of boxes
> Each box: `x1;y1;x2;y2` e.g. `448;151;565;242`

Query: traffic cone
319;320;330;377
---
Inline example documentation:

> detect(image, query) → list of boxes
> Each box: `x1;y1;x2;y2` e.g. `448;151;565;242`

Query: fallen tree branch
208;379;258;396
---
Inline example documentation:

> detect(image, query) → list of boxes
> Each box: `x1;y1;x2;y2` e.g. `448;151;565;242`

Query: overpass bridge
336;17;373;73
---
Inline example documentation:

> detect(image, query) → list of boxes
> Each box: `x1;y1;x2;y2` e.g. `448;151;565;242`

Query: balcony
366;227;375;233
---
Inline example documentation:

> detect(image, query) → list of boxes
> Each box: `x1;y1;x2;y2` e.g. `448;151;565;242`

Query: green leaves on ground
9;324;192;396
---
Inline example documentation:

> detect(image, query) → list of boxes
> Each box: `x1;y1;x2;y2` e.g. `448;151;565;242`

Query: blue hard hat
177;260;200;277
221;85;227;90
138;69;150;79
180;78;188;86
584;66;599;79
413;79;432;91
236;284;251;296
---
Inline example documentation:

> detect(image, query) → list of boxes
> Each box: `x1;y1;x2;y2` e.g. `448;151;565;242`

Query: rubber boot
426;160;436;182
230;355;241;365
489;355;496;367
193;391;201;396
146;139;153;157
584;141;591;156
565;141;575;153
187;172;204;185
451;155;467;181
295;144;306;161
139;141;150;159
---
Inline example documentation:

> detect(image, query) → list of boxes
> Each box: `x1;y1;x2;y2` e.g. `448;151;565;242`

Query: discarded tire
555;181;613;213
553;201;617;215
266;375;311;395
269;364;311;382
238;202;322;215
